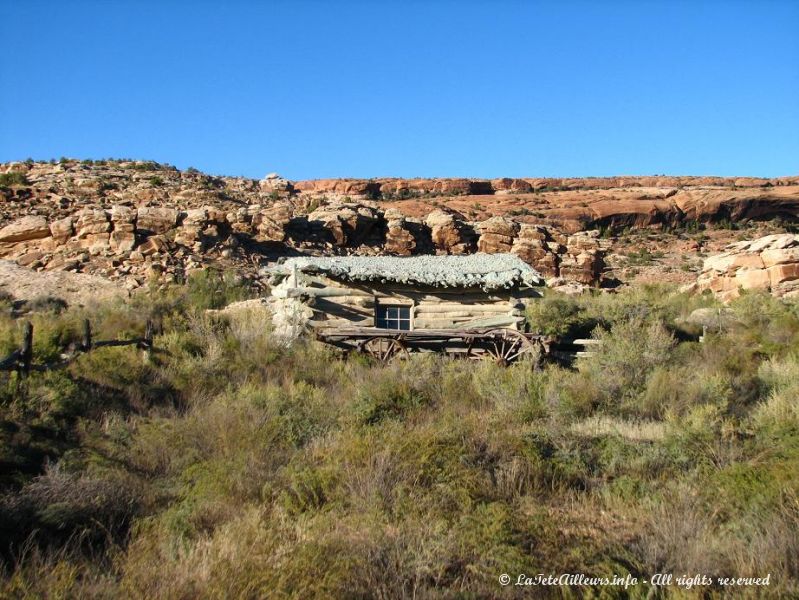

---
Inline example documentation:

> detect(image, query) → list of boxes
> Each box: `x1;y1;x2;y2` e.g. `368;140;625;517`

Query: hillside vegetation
1;279;798;598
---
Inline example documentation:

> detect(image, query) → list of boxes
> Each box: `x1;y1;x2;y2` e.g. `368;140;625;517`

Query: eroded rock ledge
0;199;608;293
686;234;799;301
2;159;798;295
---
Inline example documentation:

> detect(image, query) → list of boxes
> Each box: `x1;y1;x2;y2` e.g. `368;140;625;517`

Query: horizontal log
414;313;513;322
285;287;372;298
413;315;520;329
313;298;374;311
310;317;373;328
414;304;511;315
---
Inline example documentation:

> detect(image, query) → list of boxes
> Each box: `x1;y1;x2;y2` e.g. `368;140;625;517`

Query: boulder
511;225;560;276
136;206;178;235
138;235;168;256
175;207;209;248
109;230;136;253
560;251;603;285
49;217;74;245
110;205;136;231
767;263;799;287
425;209;476;254
74;209;111;253
75;209;110;238
383;209;415;256
0;216;51;243
477;216;519;253
307;203;381;247
254;201;293;242
109;205;137;253
259;173;293;194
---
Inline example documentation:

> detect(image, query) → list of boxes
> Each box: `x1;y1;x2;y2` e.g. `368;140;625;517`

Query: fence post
81;319;92;352
143;320;154;361
20;322;33;375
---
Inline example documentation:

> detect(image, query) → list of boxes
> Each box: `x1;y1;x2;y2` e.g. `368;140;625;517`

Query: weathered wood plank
415;304;511;315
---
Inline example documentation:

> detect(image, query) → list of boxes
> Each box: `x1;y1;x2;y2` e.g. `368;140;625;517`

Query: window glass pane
375;305;411;330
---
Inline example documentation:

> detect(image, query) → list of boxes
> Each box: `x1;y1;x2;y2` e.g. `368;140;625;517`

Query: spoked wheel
360;337;409;363
479;328;537;366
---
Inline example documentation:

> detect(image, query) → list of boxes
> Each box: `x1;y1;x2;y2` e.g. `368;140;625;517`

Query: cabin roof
264;253;544;291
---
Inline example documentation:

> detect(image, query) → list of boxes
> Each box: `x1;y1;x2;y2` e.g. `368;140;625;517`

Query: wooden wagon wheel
360;337;409;363
481;328;537;366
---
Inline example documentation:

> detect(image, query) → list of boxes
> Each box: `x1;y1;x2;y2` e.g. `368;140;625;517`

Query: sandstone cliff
1;159;797;298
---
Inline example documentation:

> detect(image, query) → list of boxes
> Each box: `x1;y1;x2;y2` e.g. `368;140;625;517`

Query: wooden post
81;319;92;352
20;322;33;375
142;320;154;361
145;320;153;347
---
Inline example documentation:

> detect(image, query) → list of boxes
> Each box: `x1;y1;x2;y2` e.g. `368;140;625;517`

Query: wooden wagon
316;326;549;364
263;253;547;364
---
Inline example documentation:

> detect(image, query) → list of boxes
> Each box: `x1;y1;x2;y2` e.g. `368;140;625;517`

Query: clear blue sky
1;1;797;180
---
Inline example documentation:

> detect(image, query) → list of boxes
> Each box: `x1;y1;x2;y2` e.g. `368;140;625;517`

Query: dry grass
569;416;667;442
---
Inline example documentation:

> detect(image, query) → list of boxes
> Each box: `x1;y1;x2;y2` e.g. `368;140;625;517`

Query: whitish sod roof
265;253;543;290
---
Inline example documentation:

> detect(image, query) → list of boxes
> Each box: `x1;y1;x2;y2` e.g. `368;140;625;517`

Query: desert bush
25;295;68;315
526;293;592;337
751;355;799;440
571;318;675;417
0;464;140;560
0;172;29;187
185;269;254;311
640;365;734;419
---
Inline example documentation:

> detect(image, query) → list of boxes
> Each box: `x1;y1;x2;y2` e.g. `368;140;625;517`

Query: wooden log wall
285;274;536;330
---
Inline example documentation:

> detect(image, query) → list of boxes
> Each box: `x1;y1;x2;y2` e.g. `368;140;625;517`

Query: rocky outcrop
559;231;609;286
491;178;533;194
254;201;293;243
293;175;799;201
136;207;178;235
109;205;136;253
0;191;610;293
75;209;111;253
304;203;382;247
293;179;379;200
425;209;476;254
3;159;797;297
0;216;51;243
689;234;799;301
477;216;519;253
511;224;560;277
383;209;416;256
259;173;293;195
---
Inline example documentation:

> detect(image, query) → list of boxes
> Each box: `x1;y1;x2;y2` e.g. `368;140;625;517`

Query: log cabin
263;253;544;333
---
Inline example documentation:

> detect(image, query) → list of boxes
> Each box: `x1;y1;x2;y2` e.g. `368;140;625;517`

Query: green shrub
0;172;29;187
185;269;253;310
576;318;675;416
354;374;429;425
526;293;591;337
25;295;68;314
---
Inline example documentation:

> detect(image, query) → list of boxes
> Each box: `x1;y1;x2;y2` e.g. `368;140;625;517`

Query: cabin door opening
375;305;412;330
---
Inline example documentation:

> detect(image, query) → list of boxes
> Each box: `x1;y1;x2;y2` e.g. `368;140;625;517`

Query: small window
375;305;411;330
